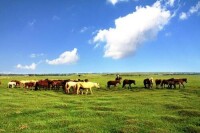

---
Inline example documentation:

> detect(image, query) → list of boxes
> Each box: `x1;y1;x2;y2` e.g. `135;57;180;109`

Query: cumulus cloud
46;48;79;65
92;1;171;59
179;1;200;20
16;63;36;70
107;0;129;5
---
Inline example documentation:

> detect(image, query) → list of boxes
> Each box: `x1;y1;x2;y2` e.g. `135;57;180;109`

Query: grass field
0;74;200;133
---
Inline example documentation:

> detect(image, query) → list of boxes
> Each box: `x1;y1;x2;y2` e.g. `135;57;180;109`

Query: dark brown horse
107;80;121;88
161;79;171;88
51;80;70;91
122;79;136;89
155;79;162;88
35;79;52;90
143;78;153;89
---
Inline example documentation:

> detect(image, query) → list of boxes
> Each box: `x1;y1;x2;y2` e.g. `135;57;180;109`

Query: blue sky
0;0;200;74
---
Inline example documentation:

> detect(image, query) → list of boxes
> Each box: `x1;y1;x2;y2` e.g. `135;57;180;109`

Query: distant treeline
0;72;200;76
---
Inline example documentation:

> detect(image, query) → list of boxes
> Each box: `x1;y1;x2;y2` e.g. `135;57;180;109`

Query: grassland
0;74;200;133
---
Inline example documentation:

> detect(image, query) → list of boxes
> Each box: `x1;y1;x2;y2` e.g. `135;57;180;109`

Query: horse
122;79;136;89
65;81;78;94
107;80;121;88
51;80;63;90
11;80;21;87
20;80;32;88
161;79;170;88
76;82;100;95
143;78;153;89
24;82;35;90
155;79;162;88
35;79;51;91
172;78;187;88
8;82;16;88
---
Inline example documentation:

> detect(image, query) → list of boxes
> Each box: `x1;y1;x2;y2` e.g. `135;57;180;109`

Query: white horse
76;82;100;95
8;82;16;88
65;81;78;94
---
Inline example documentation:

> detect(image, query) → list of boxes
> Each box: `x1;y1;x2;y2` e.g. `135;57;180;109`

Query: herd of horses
107;77;187;89
4;76;187;94
6;79;100;95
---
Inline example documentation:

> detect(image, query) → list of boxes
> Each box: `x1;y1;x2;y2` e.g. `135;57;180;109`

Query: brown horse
155;79;162;88
107;80;121;88
11;80;21;87
122;79;136;89
24;82;35;90
51;80;70;91
143;78;153;89
173;78;187;88
35;79;52;90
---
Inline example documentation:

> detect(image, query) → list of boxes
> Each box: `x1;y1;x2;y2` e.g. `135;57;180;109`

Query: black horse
143;78;153;89
122;79;136;89
155;79;162;88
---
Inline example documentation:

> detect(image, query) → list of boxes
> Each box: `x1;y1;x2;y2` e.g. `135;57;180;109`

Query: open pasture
0;74;200;133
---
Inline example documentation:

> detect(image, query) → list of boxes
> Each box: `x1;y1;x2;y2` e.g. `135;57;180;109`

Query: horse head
183;78;187;83
95;83;100;88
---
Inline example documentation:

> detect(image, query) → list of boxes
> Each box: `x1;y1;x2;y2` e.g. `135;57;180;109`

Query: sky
0;0;200;74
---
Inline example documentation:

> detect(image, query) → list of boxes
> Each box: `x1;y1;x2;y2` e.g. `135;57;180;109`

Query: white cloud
166;0;175;7
189;1;200;14
179;1;200;20
107;0;129;5
92;1;171;59
46;48;79;65
179;12;187;20
16;63;36;70
30;53;44;58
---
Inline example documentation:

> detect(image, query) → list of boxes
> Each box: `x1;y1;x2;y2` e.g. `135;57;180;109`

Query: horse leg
129;84;131;89
76;86;80;95
182;83;185;88
107;83;109;88
90;88;93;95
122;83;125;88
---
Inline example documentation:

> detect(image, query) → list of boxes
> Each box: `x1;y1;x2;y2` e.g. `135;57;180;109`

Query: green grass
0;74;200;133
